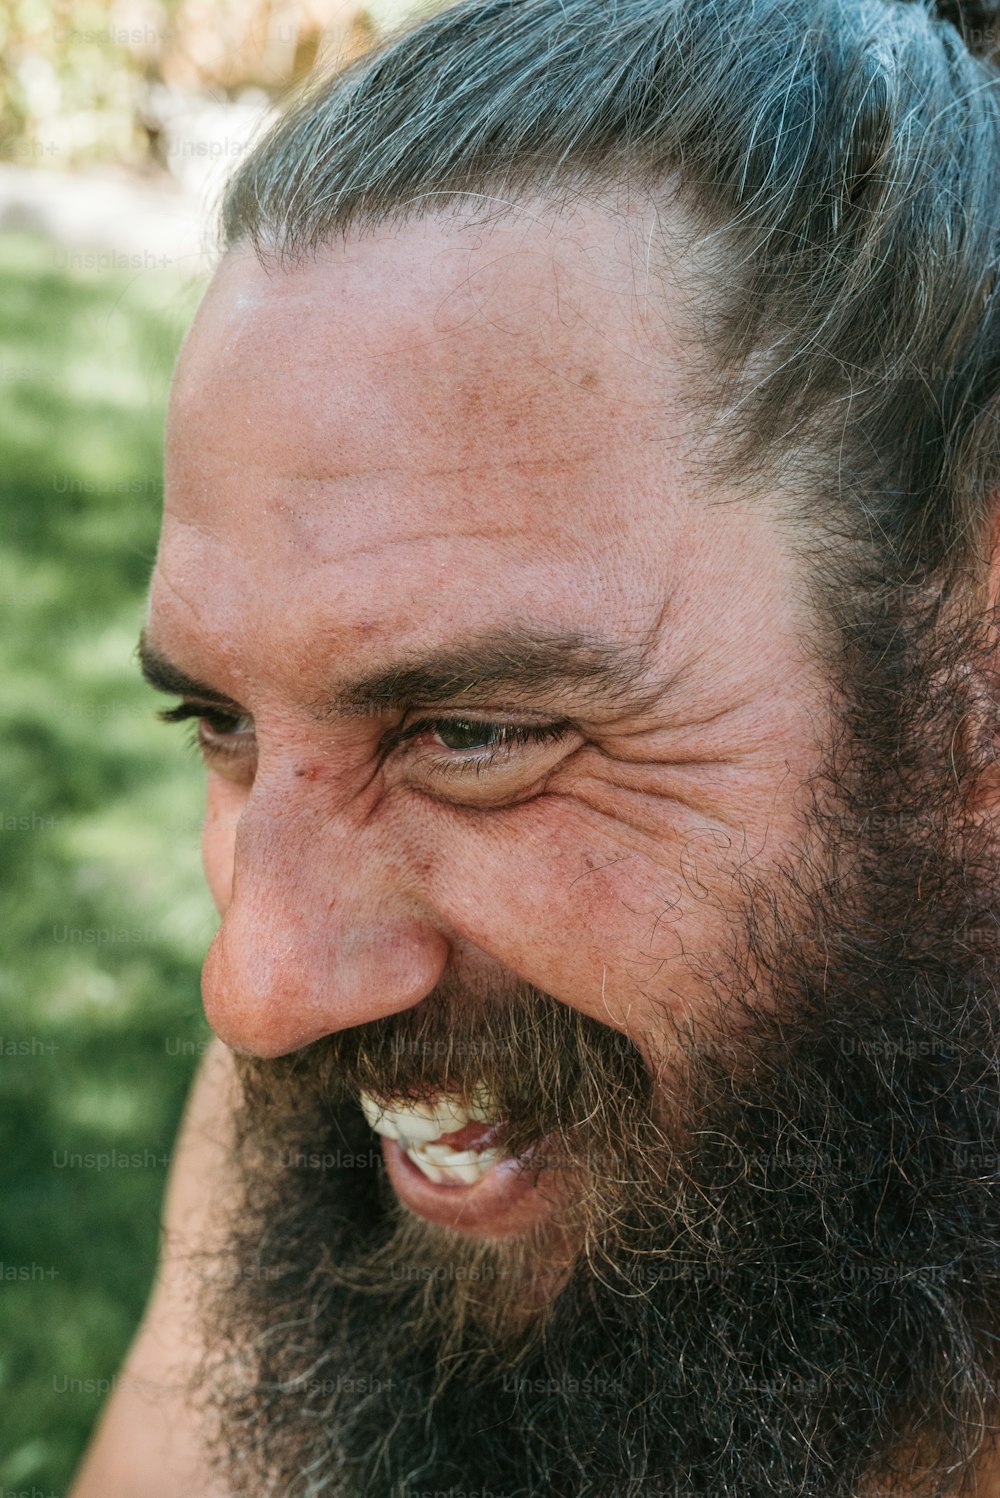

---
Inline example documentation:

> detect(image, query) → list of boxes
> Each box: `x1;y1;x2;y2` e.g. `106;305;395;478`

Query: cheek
201;774;247;915
414;799;738;1049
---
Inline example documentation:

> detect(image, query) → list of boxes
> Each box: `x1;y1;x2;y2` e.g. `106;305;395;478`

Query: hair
221;0;1000;601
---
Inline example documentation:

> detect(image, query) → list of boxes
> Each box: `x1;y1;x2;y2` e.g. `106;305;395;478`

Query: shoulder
69;1039;241;1497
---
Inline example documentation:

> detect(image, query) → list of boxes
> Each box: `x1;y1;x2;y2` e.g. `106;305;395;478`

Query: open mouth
359;1087;508;1186
359;1087;560;1234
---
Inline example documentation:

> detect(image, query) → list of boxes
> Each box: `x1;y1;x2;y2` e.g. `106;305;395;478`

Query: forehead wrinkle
273;452;599;489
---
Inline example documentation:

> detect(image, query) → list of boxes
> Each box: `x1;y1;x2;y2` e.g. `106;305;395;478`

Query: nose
200;784;450;1058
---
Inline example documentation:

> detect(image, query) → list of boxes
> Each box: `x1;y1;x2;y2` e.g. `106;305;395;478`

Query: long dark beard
195;590;1000;1498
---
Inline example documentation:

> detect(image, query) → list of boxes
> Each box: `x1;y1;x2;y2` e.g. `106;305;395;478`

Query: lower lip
380;1135;559;1237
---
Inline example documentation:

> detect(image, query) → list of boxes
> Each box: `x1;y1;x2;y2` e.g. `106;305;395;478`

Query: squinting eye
196;711;255;745
158;701;257;783
433;719;504;751
392;715;575;806
159;701;254;737
396;715;569;773
199;708;253;737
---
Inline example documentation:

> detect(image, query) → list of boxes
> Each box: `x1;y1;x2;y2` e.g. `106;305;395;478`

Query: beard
194;587;1000;1498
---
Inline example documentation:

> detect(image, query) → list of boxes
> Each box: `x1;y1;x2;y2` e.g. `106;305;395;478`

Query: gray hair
221;0;1000;597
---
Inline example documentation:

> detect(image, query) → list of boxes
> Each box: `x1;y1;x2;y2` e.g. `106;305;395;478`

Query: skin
71;197;1000;1494
151;198;829;1070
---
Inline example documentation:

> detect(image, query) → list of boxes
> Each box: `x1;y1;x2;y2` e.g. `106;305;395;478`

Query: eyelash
390;716;568;776
158;703;568;777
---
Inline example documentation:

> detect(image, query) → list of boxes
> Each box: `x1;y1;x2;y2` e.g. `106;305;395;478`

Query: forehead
156;199;722;694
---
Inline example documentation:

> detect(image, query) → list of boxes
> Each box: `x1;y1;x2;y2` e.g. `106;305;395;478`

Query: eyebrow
136;625;660;720
137;636;236;706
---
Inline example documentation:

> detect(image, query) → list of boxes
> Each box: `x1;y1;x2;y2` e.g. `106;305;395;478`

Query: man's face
152;199;826;1066
147;200;1000;1496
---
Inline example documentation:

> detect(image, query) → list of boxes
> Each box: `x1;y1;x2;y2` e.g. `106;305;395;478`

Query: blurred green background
0;228;213;1491
0;3;432;1487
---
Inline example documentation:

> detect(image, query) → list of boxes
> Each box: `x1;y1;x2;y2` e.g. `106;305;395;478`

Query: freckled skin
151;198;831;1066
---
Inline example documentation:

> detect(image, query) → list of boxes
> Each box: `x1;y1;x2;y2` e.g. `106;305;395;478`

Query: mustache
232;972;662;1168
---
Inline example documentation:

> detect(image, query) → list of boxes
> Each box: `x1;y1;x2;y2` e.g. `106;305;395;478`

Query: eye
432;719;523;752
159;701;257;784
392;715;573;800
397;715;567;759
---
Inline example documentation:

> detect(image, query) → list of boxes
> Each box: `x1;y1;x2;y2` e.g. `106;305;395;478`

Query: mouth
359;1087;560;1236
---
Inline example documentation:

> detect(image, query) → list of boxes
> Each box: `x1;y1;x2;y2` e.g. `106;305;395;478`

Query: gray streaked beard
193;593;1000;1498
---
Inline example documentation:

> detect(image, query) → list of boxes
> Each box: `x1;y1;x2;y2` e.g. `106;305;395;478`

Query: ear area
965;499;1000;815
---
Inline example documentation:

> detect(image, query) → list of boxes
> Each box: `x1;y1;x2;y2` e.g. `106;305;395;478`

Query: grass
0;229;216;1491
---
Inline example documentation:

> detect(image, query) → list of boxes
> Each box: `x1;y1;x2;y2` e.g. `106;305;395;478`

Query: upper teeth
359;1086;496;1145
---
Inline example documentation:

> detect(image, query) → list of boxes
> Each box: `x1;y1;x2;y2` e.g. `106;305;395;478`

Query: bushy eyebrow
137;635;237;706
326;628;659;717
136;625;661;719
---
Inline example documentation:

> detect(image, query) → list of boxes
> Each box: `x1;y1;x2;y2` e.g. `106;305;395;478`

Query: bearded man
71;0;1000;1493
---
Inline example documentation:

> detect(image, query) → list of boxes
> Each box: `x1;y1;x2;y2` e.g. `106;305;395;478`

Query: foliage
0;230;213;1490
1;0;170;166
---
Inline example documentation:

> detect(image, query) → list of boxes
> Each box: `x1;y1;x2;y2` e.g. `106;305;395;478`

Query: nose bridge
235;770;347;908
201;768;450;1057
